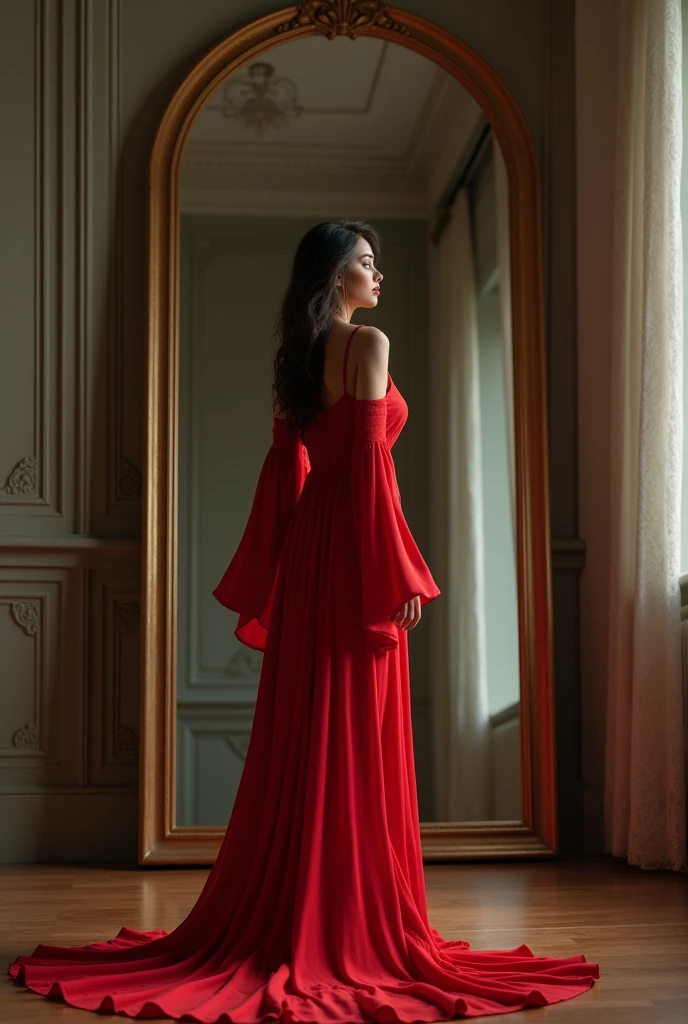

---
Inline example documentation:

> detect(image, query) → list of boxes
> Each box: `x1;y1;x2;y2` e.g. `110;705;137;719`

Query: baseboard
0;790;138;863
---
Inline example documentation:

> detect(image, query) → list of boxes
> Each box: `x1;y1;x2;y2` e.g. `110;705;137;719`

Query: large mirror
141;4;555;864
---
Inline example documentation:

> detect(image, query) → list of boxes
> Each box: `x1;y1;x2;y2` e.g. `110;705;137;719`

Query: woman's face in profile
338;234;383;311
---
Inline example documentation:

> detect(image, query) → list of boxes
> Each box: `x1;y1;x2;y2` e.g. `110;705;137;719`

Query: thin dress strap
343;324;363;396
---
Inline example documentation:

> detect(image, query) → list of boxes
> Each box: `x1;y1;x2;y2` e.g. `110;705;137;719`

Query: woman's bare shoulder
352;325;390;400
355;325;389;353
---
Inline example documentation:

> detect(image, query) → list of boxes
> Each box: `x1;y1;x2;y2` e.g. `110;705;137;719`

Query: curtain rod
429;115;493;246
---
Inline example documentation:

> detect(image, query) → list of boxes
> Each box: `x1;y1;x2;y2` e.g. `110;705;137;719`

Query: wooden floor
1;853;686;1023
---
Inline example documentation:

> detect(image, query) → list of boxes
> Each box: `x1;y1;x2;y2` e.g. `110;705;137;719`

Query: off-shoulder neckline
319;372;393;414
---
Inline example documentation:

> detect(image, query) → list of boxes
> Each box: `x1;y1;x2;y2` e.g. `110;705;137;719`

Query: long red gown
9;323;600;1021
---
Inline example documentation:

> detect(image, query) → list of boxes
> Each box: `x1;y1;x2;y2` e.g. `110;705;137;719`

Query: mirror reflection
176;35;520;827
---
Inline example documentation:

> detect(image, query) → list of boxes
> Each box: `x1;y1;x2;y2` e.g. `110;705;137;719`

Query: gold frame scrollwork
140;1;556;865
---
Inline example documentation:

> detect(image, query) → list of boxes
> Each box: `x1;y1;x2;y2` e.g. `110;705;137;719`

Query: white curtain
605;0;687;870
494;144;516;551
431;188;492;821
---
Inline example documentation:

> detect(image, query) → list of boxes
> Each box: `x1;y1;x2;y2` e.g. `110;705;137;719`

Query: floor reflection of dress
9;322;599;1021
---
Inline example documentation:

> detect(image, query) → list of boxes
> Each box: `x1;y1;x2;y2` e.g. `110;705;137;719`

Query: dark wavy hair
271;219;382;438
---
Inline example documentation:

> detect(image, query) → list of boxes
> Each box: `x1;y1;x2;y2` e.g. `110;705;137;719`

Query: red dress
9;323;600;1021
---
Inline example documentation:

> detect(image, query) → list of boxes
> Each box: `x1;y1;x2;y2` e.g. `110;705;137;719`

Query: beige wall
0;0;588;860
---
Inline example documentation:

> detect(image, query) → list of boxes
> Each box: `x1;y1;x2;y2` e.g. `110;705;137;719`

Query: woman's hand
391;595;421;631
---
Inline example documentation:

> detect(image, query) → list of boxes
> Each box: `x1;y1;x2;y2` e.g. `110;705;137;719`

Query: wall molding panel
85;0;143;531
72;0;141;534
1;2;55;523
0;540;139;858
176;705;256;827
1;594;45;760
88;570;141;787
0;573;83;790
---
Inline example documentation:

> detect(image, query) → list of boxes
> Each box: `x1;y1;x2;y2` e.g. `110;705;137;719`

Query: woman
9;220;599;1021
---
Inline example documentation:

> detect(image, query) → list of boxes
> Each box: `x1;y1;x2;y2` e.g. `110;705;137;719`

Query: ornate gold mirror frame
140;1;555;865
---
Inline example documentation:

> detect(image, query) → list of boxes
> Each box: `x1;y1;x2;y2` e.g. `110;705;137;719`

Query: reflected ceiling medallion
221;61;302;136
277;0;409;40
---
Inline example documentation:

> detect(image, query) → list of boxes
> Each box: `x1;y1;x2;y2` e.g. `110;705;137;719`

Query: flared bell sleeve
212;416;310;652
350;398;441;655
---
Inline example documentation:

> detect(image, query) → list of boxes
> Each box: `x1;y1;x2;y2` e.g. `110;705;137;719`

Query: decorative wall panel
176;705;255;826
88;569;141;786
0;570;83;789
84;0;144;534
0;1;64;528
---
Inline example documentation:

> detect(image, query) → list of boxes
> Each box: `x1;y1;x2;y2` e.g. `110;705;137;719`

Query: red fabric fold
8;373;601;1023
212;416;310;651
351;398;441;655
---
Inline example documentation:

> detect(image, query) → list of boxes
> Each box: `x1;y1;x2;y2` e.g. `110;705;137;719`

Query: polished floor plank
1;854;686;1022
